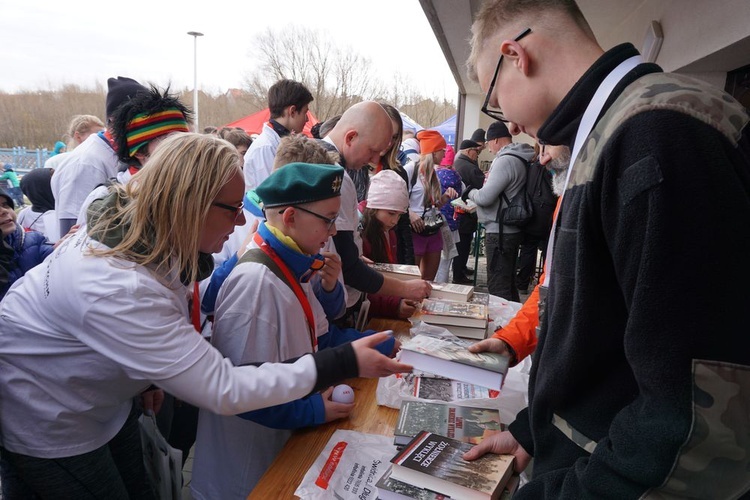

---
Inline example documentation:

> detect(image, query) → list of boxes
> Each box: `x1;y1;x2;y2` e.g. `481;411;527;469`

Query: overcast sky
0;0;458;100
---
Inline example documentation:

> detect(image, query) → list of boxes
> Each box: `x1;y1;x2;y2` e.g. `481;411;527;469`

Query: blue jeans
0;404;155;499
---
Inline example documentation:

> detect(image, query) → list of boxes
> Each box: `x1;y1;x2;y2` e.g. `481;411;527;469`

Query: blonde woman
44;115;105;175
404;130;458;281
0;133;408;498
66;114;106;150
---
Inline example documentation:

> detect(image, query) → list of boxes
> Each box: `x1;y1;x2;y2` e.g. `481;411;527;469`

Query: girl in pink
360;170;418;319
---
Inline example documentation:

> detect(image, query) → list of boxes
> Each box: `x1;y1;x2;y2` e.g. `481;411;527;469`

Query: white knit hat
366;170;408;213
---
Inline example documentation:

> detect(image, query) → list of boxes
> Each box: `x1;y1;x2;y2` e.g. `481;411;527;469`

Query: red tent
224;108;319;138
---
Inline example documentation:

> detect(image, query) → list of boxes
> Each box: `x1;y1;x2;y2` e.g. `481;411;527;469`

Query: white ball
332;384;355;404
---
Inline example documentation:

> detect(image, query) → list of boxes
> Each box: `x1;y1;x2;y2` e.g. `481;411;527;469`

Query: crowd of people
1;0;749;497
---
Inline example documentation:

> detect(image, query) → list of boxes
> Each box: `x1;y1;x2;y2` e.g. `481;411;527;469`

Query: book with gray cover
399;334;509;390
394;400;503;446
375;467;450;500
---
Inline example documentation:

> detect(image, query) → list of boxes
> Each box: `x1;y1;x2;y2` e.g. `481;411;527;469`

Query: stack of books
416;298;489;340
398;334;510;390
383;431;515;500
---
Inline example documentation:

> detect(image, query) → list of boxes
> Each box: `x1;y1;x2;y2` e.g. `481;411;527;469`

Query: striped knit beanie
126;109;189;157
110;85;192;163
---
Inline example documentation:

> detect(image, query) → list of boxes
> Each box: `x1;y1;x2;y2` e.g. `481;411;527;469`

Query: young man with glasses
192;162;398;498
463;1;750;498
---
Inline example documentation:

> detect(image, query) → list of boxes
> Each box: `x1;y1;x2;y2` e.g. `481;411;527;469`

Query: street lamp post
187;31;204;131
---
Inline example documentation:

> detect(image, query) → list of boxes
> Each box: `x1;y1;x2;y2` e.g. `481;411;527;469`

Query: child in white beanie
360;170;418;319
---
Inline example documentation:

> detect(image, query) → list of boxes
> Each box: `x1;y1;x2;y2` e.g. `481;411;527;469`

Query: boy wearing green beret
191;162;396;499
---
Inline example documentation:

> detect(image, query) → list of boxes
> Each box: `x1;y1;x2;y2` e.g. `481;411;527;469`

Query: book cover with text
390;431;514;500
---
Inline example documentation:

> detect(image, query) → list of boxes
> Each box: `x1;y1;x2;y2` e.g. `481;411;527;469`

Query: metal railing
0;147;52;173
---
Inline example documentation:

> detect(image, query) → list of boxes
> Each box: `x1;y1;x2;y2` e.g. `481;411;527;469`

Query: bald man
321;101;431;316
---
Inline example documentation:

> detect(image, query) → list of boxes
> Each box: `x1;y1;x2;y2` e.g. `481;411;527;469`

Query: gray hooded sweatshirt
468;142;535;234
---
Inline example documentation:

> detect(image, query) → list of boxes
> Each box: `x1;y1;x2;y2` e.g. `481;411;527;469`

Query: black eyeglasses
213;201;244;221
481;28;532;123
280;205;338;231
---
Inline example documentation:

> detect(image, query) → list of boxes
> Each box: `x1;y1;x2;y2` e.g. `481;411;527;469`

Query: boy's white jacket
192;234;331;499
0;229;318;458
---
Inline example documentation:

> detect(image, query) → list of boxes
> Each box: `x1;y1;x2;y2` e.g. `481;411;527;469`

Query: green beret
256;162;346;208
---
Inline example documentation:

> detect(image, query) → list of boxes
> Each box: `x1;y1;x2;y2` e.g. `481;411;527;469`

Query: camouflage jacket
510;44;750;499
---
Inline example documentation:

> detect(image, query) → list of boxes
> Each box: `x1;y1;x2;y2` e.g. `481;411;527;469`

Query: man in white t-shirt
242;79;313;191
320;101;432;316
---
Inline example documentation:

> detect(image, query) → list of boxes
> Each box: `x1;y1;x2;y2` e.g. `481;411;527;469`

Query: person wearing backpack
462;121;534;301
515;143;561;292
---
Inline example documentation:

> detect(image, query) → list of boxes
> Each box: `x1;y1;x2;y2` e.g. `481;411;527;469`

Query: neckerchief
97;129;117;152
254;226;323;350
259;223;325;283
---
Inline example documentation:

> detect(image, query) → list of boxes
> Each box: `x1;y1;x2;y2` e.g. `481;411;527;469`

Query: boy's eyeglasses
280;205;338;231
213;201;244;221
481;28;533;123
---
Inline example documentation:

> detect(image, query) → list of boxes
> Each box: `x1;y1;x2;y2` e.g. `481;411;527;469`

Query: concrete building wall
588;0;750;88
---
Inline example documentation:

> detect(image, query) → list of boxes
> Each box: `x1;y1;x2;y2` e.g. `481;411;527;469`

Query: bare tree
243;26;385;120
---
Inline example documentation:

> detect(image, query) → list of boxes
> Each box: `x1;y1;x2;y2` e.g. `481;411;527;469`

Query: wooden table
248;318;411;499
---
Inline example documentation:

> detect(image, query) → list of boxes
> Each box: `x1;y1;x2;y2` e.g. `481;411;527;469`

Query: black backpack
495;153;558;234
497;153;534;227
523;159;558;238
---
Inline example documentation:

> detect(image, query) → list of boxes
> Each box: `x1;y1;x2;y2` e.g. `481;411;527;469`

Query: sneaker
452;275;473;285
464;267;475;276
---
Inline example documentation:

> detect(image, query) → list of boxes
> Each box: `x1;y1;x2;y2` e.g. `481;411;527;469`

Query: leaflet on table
376;372;499;411
295;429;396;500
412;375;500;401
